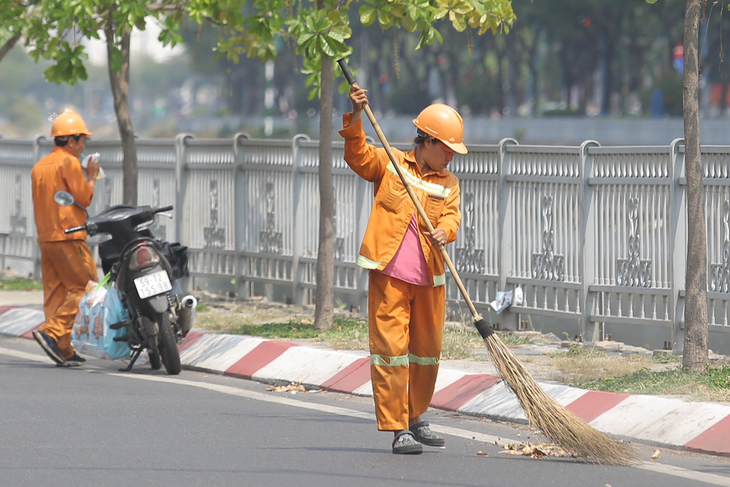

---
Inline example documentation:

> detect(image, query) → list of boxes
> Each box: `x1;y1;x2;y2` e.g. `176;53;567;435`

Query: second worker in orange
31;111;100;367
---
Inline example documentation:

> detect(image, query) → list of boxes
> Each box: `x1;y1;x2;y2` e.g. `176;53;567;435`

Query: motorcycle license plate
134;270;172;299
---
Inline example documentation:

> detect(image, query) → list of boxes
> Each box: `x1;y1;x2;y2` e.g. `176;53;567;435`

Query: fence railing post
32;134;46;280
669;138;686;352
232;132;250;300
497;137;518;330
291;134;309;305
174;133;193;291
580;140;600;340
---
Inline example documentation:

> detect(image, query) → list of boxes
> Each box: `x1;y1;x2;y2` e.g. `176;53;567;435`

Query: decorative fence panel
585;142;683;348
1;134;729;353
703;146;730;329
503;143;586;332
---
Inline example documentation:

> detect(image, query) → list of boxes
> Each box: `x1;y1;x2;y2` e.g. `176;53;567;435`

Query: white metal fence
1;134;728;354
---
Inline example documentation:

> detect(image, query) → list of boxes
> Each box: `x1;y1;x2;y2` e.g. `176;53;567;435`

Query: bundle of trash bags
71;274;131;360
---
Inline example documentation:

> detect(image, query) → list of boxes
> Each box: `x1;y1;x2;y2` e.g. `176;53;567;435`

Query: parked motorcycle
55;190;196;375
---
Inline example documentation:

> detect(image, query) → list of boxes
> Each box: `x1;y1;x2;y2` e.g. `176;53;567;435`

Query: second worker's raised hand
85;157;100;181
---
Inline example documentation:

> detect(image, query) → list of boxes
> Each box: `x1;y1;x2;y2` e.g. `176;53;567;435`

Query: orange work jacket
31;146;94;243
339;114;461;287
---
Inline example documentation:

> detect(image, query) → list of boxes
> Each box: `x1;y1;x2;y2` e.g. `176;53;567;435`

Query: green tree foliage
24;0;183;85
163;0;688;120
0;0;33;64
185;0;515;99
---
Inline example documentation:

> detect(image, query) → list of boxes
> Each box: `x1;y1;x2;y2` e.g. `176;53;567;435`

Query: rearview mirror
54;191;75;207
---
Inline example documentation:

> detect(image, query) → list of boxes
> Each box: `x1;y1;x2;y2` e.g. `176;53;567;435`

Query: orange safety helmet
51;111;93;137
412;103;467;154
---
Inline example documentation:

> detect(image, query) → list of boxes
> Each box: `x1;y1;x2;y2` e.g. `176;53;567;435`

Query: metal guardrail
1;134;728;354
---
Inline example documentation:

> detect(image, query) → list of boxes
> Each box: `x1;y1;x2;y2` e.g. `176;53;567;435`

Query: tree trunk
682;0;708;371
600;31;613;115
506;35;517;118
106;25;138;205
0;34;20;64
527;28;541;116
314;57;335;331
557;43;575;112
494;39;506;116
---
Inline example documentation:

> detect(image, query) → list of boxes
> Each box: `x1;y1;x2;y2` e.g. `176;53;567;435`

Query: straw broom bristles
482;330;639;465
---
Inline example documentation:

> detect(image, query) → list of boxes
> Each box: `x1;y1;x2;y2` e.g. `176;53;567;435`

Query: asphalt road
2;336;730;487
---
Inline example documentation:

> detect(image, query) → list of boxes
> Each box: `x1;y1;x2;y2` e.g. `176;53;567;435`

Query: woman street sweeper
339;85;467;455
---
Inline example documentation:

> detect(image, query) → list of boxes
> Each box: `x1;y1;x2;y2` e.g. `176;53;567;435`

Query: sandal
392;431;423;454
409;421;445;447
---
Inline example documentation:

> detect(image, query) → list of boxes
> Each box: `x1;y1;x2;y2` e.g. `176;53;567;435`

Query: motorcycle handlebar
64;225;87;234
64;205;172;235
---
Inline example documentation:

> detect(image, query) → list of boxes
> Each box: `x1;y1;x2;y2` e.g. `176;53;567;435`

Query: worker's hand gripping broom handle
338;59;494;339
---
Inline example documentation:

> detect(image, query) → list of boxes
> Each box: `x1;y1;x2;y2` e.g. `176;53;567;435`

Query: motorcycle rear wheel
156;311;182;375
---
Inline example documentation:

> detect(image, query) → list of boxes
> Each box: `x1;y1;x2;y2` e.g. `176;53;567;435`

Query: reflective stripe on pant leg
368;270;412;431
408;283;445;421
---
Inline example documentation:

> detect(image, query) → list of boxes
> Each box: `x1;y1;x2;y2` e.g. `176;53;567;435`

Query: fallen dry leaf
500;442;574;460
476;451;489;456
266;382;307;393
651;449;661;461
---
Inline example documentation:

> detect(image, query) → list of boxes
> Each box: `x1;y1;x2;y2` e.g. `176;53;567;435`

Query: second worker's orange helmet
51;111;93;137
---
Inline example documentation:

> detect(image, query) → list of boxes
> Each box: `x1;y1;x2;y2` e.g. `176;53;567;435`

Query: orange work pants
368;270;445;431
38;241;98;359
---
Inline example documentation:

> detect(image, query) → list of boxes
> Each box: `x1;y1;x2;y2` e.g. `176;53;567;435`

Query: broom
337;59;638;466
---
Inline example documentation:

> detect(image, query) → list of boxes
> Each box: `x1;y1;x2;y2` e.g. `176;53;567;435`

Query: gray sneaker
32;331;65;365
410;421;445;447
392;431;423;455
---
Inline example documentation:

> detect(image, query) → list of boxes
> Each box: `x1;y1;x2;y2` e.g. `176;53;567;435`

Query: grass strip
230;317;498;359
578;365;730;402
0;277;43;291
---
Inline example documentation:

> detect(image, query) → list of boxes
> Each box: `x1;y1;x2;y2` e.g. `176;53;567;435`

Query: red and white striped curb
2;307;729;458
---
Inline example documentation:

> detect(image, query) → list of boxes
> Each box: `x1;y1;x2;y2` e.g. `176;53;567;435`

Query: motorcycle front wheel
148;350;162;370
156;311;182;375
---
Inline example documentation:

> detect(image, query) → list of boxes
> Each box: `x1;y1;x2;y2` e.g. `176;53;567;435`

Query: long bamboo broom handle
338;59;493;337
